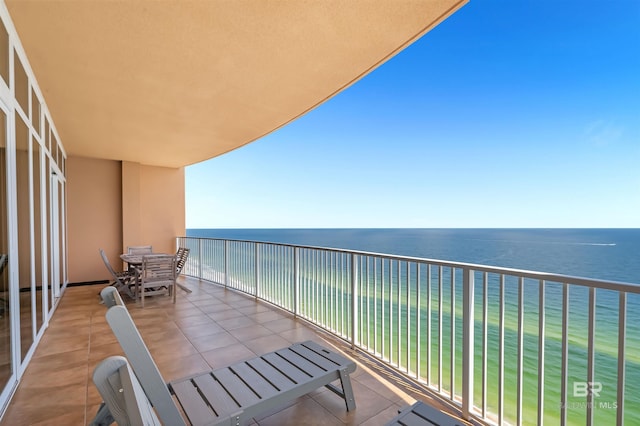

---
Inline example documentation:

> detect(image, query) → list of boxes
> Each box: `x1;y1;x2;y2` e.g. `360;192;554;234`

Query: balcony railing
177;236;640;426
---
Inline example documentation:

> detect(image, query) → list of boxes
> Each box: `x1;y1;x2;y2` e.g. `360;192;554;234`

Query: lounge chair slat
231;362;280;400
191;373;241;418
276;348;327;376
245;357;297;391
290;344;342;371
302;341;354;368
393;411;437;426
261;352;312;384
214;368;261;407
385;401;464;426
171;379;217;426
411;401;464;425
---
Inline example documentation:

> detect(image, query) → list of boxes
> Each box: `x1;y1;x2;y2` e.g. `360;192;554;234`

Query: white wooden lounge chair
93;286;357;426
99;248;136;299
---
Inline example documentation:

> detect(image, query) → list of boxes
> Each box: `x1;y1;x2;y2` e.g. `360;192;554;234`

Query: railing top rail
179;236;640;293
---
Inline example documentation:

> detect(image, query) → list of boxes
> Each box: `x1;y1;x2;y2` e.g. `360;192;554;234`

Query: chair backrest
92;355;161;426
100;286;186;425
175;247;190;276
99;249;121;281
141;254;176;284
127;245;153;255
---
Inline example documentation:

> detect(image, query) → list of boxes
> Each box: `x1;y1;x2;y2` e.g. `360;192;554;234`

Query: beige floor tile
189;330;239;353
201;342;257;370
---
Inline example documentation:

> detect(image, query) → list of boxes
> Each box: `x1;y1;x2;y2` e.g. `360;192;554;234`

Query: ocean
187;228;640;284
185;228;640;425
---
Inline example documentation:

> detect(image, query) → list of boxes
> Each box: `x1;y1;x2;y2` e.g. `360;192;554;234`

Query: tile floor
0;277;465;425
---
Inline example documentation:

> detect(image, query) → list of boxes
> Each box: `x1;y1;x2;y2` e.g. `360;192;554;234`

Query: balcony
0;277;460;425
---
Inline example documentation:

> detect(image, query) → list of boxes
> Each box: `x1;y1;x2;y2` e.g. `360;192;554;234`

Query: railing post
224;240;229;288
198;238;203;279
294;247;300;318
255;243;260;299
351;253;358;350
462;267;475;419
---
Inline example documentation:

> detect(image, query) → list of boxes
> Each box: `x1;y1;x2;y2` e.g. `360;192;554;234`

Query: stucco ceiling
6;0;466;168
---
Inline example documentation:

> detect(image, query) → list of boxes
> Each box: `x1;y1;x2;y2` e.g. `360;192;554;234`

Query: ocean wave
571;242;616;246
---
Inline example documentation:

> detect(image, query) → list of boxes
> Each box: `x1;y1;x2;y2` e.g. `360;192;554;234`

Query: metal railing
177;236;640;426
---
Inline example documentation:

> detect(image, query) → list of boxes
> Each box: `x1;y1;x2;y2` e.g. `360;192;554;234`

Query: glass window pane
16;113;33;361
33;139;43;333
31;89;41;137
0;109;12;386
45;154;53;316
13;51;28;115
0;18;8;86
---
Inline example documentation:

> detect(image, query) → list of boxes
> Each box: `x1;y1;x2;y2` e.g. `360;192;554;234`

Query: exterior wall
123;162;185;255
66;156;122;283
68;158;185;283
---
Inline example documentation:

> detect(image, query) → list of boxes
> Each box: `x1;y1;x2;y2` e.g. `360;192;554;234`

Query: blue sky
186;0;640;229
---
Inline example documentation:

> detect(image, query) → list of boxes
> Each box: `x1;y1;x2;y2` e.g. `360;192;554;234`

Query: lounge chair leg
325;367;356;411
339;367;356;411
88;402;115;426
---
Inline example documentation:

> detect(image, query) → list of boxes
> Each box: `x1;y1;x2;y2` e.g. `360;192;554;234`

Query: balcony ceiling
6;0;466;168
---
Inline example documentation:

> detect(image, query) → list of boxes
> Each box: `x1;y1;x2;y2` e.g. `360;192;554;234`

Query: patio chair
175;247;190;276
99;248;136;299
139;254;177;307
127;245;153;255
93;286;357;426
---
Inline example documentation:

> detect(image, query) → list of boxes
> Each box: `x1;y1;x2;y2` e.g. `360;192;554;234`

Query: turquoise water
186;228;640;425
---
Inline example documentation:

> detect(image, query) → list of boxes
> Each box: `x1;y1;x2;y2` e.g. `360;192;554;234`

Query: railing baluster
561;283;569;426
224;240;229;287
617;292;626;426
294;247;299;317
587;287;596;426
407;261;411;374
333;251;337;332
255;243;260;299
397;260;401;369
438;265;443;393
499;274;505;426
517;276;524;426
451;267;456;401
482;272;488;419
340;252;344;335
381;259;385;359
537;279;546;426
389;259;393;363
427;263;432;385
198;238;203;279
462;267;475;419
415;262;420;379
366;256;371;350
351;252;358;349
